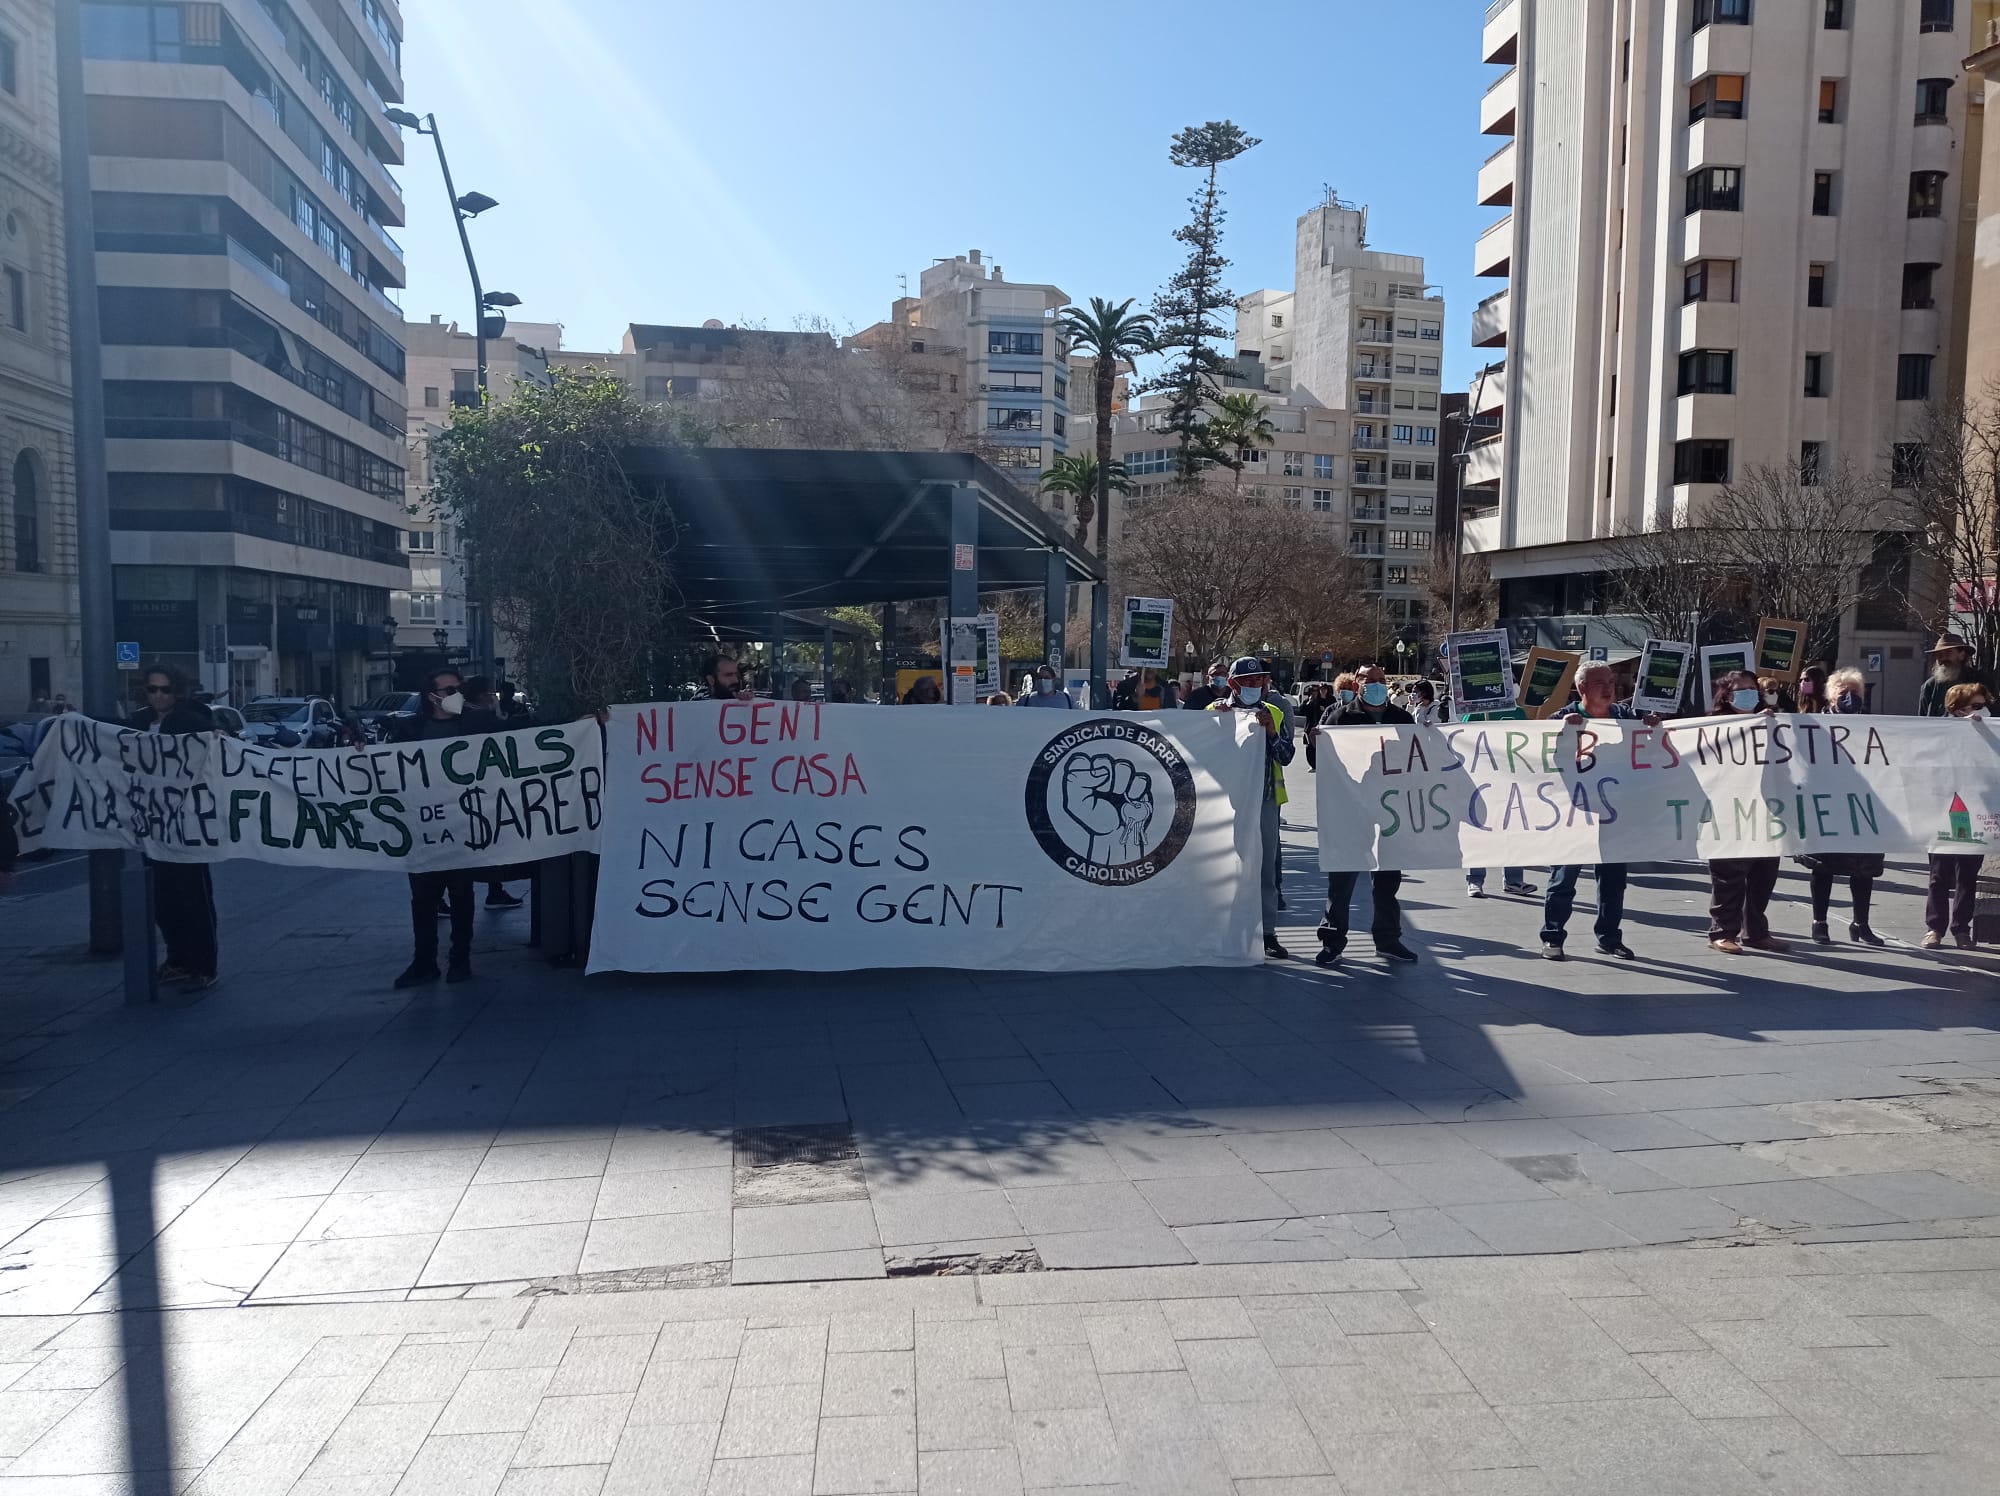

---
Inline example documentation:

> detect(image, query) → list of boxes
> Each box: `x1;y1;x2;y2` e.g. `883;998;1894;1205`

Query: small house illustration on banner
1944;792;1981;844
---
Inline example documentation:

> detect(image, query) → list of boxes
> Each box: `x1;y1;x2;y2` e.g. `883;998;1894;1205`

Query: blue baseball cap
1228;657;1268;678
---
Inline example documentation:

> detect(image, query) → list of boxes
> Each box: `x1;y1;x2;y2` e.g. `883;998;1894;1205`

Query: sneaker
1921;931;1944;949
485;888;523;909
394;962;441;989
1466;885;1486;899
1596;938;1636;959
1744;934;1790;954
1503;881;1539;896
179;972;217;992
155;961;191;983
1541;942;1566;961
1314;946;1343;968
1710;937;1744;955
1376;941;1419;964
446;958;473;983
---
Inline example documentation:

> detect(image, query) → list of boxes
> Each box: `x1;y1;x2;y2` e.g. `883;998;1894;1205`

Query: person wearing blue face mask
1705;670;1788;956
1209;657;1295;958
1316;664;1421;966
1798;666;1884;946
1183;660;1230;712
1016;663;1075;709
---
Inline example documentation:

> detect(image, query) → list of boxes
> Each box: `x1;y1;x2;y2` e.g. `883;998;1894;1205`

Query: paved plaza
3;778;1999;1492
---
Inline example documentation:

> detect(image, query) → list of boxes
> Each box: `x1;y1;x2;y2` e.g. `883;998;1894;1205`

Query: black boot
1849;879;1883;946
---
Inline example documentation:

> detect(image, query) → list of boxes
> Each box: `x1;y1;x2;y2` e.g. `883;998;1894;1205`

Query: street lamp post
1449;362;1501;640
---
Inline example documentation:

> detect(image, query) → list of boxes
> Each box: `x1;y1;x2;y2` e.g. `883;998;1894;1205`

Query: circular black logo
1025;718;1198;886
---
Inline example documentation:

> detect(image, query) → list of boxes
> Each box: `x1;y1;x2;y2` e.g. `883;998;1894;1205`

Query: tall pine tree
1148;121;1260;477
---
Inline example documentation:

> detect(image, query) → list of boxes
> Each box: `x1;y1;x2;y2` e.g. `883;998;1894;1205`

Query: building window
1673;439;1731;484
1271;313;1284;328
643;375;672;399
1692;0;1750;30
1396;319;1417;339
1415;463;1435;480
1391;424;1414;444
1916;78;1952;124
1394;389;1416;409
1282;451;1304;476
1683;258;1737;304
987;407;1041;431
1419;323;1441;341
1416;426;1436;446
406;529;435;552
1281;486;1304;507
1051;412;1065;437
1311;489;1333;512
991;446;1043;470
1800;442;1822;486
1919;0;1954;32
1909;171;1947;218
1892;442;1925;487
1313;453;1334;480
1677;349;1735;395
1824;0;1845;26
1690;75;1746;122
987;331;1043;356
1902;263;1937;309
0;32;15;96
1807;264;1828;307
423;386;439;407
1685;167;1742;214
409;592;438;622
11;451;37;572
1126;448;1173;476
1817;80;1840;124
1812;172;1835;216
1803;353;1828;398
0;266;22;333
985;370;1042;392
1897;353;1933;401
1052;374;1067;400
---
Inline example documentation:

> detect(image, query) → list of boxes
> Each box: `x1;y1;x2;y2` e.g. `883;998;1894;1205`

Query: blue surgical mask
1731;687;1762;712
1337;688;1355;705
1237;686;1264;707
1036;677;1054;695
1361;681;1389;707
1209;675;1227;690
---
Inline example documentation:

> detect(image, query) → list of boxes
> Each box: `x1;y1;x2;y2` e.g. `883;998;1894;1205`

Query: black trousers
1927;854;1981;936
151;861;216;977
1708;857;1779;941
1808;866;1874;926
1319;870;1403;952
410;870;474;967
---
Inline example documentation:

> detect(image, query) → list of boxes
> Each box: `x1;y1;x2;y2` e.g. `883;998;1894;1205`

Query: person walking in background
1317;665;1419;967
1924;681;1992;949
1541;662;1661;961
1182;660;1229;711
1919;633;1993;716
1208;657;1296;959
388;669;503;986
1706;669;1787;955
1017;663;1073;708
129;665;220;992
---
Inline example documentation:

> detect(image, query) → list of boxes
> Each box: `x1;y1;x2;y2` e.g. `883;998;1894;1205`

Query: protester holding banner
1705;670;1788;956
386;669;501;987
1800;670;1884;946
1926;681;1994;948
128;664;221;991
700;653;754;703
1540;662;1661;962
1209;657;1295;959
1182;661;1229;712
1316;666;1419;967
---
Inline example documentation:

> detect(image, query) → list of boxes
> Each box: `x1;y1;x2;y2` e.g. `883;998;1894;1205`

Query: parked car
352;691;422;742
209;705;245;738
238;697;340;749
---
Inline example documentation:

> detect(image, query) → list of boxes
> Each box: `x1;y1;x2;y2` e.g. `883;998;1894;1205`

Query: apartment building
84;0;409;708
399;313;552;685
1233;199;1448;635
0;0;78;712
1469;0;1969;700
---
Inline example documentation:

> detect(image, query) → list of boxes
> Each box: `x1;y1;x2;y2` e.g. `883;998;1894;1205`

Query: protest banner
7;715;603;869
1700;641;1755;701
1517;649;1580;720
1755;617;1808;681
1447;630;1513;715
1120;597;1174;669
1634;639;1694;716
1315;713;2000;872
589;700;1266;973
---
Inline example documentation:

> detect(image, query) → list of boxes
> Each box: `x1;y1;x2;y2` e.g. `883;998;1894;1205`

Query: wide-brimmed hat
1927;632;1971;657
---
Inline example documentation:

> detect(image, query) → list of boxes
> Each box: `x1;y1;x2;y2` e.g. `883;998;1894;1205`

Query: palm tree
1201;391;1277;493
1041;453;1133;547
1058;297;1157;556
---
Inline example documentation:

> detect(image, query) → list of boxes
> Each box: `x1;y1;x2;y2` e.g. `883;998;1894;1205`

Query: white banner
7;715;603;870
1316;714;2000;872
589;701;1267;973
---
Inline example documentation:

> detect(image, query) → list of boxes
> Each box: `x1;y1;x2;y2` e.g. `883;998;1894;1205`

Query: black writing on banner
10;715;601;866
622;702;1021;931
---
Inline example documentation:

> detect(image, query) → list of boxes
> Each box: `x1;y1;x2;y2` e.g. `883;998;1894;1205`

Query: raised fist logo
1061;752;1156;862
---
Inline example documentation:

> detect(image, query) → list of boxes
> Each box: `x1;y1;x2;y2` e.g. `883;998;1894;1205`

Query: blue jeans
1466;867;1526;889
1541;863;1629;947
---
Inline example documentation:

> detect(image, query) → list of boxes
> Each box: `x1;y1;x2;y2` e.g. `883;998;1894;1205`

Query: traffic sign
116;641;141;671
1587;646;1609;662
1320;650;1334;664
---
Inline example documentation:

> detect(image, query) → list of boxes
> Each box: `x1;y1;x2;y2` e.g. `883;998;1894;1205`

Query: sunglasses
144;685;176;695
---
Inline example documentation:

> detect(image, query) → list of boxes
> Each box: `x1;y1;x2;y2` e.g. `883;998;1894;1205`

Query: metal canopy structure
618;447;1110;689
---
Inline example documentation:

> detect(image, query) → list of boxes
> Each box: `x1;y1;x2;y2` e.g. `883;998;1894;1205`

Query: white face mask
1731;687;1762;712
1970;706;1992;719
1237;686;1263;707
436;690;464;717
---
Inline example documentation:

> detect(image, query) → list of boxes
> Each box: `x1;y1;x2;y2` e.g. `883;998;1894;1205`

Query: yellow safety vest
1209;697;1288;805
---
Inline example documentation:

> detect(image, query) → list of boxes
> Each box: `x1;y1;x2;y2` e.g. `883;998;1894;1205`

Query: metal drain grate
733;1122;867;1207
734;1123;859;1169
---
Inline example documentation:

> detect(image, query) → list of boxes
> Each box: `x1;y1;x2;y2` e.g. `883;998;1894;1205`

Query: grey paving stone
1161;1297;1257;1341
1246;1297;1358;1367
1702;1180;1901;1230
303;1398;446;1478
704;1453;814;1495
509;1393;635;1468
420;1222;588;1287
580;1210;731;1274
821;1349;915;1418
871;1191;1022;1248
1574;1189;1745;1245
336;1148;486;1196
916;1319;1006;1384
1757;1375;1957;1456
917;1446;1025;1496
1572;1295;1708;1354
1031;1226;1193;1269
1179;1336;1289;1404
1099;1134;1254;1179
734;1201;880;1259
828;1309;914;1354
1312;1208;1495;1259
1003;1343;1102;1412
184;1438;324;1494
598;1420;717;1496
474;1329;577;1371
1823;1170;2000;1222
731;1248;887;1283
629;1357;734;1427
1221;1129;1371;1173
1409;1294;1663;1406
1635;1350;1786;1419
1664;1107;1827;1146
592;1168;732;1220
734;1324;828;1388
1320;1289;1428;1335
717;1380;821;1459
916;1377;1013;1451
1383;1158;1556;1208
255;1232;440;1298
363;1340;481;1404
1010;1406;1122;1488
394;1430;523;1495
1442;1200;1642;1255
1174;1219;1345;1264
1498;1398;1767;1495
1266;1166;1428;1215
1130;1172;1297;1228
446;1178;601;1233
547;1332;658;1397
435;1365;559;1435
293;1333;405;1379
300;1187;466;1242
1005;1181;1159;1235
495;1470;610;1494
1082;1310;1182;1374
813;1411;919;1493
1557;1112;1727;1153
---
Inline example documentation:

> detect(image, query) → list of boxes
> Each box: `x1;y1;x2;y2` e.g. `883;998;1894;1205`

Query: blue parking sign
116;641;141;670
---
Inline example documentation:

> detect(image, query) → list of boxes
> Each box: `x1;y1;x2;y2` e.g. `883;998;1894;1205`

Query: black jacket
125;701;216;736
1329;703;1415;728
387;707;504;744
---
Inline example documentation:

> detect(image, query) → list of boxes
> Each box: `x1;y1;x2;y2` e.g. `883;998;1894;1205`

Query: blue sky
395;0;1497;386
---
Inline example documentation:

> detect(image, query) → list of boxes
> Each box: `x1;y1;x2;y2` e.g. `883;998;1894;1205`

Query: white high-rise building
1469;0;1969;700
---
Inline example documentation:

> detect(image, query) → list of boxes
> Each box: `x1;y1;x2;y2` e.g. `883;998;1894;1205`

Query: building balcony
1686;118;1746;172
1356;364;1393;383
1353;435;1389;451
1353;468;1389;488
1473;363;1506;416
1689;19;1752;81
1481;66;1518;136
1906;213;1951;266
1673;394;1738;442
1482;0;1518;64
1352;504;1386;522
1463;509;1501;554
1350;539;1386;557
1356;325;1395;345
1463;434;1504;489
1478;139;1514;208
1475;213;1513;278
1677;299;1740;351
1682;209;1743;263
1471;287;1509;348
